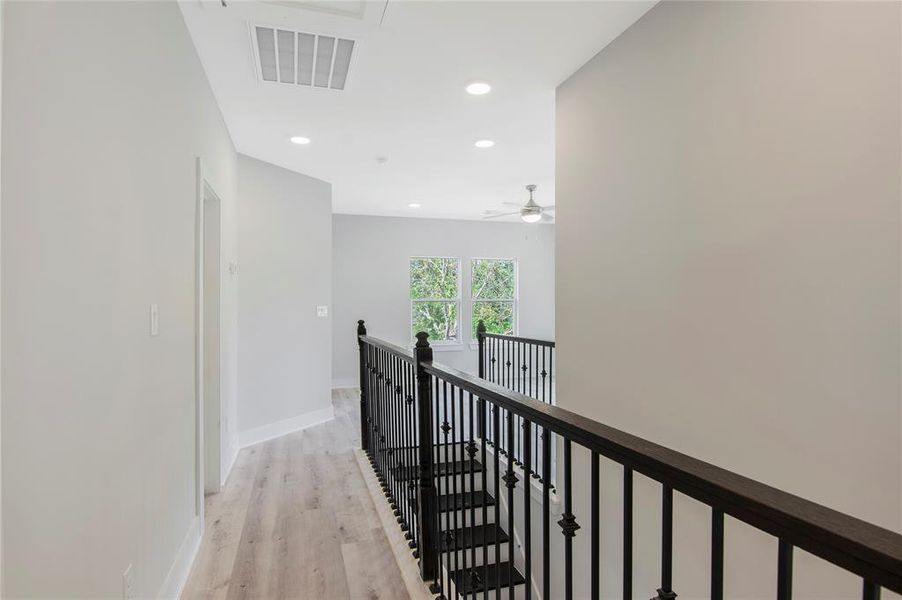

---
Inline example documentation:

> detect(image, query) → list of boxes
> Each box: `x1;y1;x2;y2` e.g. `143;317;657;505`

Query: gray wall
332;215;555;384
237;155;333;434
2;2;239;597
556;2;901;598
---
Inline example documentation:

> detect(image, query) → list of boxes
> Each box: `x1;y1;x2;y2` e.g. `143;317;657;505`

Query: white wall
237;154;333;444
332;214;555;385
0;1;5;595
1;2;239;597
556;2;901;598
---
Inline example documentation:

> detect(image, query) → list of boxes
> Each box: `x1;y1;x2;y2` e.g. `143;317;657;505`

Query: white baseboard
353;449;432;600
160;515;201;600
237;406;335;449
221;435;239;487
331;377;357;389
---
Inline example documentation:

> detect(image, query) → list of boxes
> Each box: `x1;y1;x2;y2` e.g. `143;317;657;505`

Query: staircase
390;442;527;598
359;321;902;600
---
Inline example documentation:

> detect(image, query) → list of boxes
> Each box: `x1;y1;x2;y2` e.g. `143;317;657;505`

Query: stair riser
438;510;494;527
440;565;528;600
434;473;486;491
440;544;511;572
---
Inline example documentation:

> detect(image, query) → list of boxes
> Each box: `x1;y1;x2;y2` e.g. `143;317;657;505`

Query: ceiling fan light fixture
521;211;542;223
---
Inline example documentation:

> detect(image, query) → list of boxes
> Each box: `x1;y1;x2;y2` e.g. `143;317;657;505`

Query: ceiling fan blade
482;211;521;219
540;213;555;223
540;205;555;211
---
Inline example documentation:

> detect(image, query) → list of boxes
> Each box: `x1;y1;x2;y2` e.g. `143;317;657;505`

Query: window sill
407;343;465;352
431;344;464;352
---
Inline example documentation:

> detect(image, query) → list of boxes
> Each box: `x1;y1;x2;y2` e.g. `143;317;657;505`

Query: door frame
194;158;223;523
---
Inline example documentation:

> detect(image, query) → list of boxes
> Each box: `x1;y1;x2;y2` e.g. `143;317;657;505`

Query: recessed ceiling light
290;136;311;145
474;140;495;148
408;203;421;209
466;82;491;95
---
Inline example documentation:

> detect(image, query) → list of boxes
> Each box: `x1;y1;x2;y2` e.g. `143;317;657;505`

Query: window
471;258;516;338
410;257;460;343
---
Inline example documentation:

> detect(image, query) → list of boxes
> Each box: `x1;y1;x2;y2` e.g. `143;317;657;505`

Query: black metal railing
477;320;556;491
477;321;555;404
358;320;902;600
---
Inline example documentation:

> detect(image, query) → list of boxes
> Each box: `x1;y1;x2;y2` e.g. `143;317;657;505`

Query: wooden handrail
358;334;415;363
420;356;902;592
479;331;556;348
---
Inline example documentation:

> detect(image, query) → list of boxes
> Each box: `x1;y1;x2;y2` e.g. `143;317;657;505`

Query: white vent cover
253;26;355;90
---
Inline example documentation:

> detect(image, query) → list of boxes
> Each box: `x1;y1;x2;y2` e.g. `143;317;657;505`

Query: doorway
195;158;223;514
202;185;222;494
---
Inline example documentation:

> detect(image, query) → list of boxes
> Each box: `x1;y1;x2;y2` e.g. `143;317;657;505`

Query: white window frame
469;257;519;342
409;256;462;346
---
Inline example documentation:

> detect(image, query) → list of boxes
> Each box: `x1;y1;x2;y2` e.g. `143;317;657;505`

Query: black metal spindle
435;377;447;596
542;426;551;600
523;419;532;600
559;439;578;600
493;404;502;600
656;485;675;599
479;395;489;600
389;355;400;520
591;451;600;600
863;581;881;600
402;361;413;538
504;409;517;600
777;539;793;600
406;362;417;549
452;385;464;599
549;347;553;405
711;508;724;600
443;381;457;594
623;467;633;600
467;391;477;600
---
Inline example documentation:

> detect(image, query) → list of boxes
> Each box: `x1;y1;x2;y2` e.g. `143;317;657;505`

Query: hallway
183;389;410;599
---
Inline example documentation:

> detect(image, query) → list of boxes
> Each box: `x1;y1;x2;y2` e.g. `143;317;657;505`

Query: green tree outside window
410;257;460;342
471;259;516;337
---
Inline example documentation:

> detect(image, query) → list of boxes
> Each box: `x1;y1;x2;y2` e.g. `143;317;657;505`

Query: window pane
412;301;459;342
410;258;459;300
471;259;515;300
473;301;514;337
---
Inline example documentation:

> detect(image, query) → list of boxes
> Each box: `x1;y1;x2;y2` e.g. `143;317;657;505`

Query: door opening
202;184;222;495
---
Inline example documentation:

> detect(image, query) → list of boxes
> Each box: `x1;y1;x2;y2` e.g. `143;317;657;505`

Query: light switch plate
150;304;159;336
316;305;328;318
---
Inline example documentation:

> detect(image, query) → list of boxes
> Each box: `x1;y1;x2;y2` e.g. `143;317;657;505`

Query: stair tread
394;460;483;481
449;561;526;594
438;490;496;512
441;523;509;551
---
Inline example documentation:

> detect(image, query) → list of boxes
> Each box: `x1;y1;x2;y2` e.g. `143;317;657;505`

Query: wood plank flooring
182;389;411;600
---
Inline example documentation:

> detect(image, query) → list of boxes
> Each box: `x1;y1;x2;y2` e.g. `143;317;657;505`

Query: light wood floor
182;389;411;600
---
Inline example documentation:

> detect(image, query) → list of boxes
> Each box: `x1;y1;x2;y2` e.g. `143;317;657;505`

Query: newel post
357;320;369;452
476;319;487;437
477;319;487;379
414;331;439;584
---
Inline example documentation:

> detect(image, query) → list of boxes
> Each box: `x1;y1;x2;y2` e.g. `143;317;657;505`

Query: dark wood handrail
420;356;902;592
480;331;556;348
358;334;415;363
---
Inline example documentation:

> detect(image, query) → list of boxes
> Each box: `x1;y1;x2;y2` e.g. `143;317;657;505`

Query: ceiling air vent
253;26;355;91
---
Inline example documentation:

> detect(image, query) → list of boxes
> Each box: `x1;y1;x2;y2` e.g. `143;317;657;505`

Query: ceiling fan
483;184;554;223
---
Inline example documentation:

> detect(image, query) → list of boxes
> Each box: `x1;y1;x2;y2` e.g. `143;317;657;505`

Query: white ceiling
180;0;654;220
